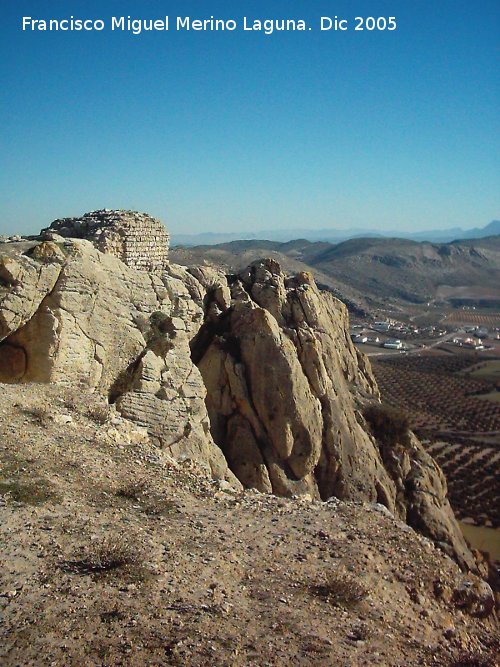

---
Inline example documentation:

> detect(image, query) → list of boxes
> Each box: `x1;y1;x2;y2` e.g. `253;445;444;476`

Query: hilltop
170;235;500;313
0;211;498;665
170;220;500;247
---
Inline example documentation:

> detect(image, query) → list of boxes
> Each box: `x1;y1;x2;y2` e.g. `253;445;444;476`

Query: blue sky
1;0;499;235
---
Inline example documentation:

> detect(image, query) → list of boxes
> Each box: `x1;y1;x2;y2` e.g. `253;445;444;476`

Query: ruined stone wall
42;209;169;273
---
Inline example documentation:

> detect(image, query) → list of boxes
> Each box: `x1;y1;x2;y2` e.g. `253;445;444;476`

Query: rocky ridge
0;234;236;487
188;259;477;571
169;234;500;312
0;212;486;573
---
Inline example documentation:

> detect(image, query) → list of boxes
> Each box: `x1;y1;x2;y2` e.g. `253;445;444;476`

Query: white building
373;321;391;332
383;339;403;350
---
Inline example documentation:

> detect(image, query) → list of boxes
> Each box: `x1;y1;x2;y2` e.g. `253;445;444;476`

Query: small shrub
147;312;175;355
347;624;370;642
61;534;143;575
142;496;179;516
100;609;125;623
0;477;57;505
449;652;497;667
115;476;149;501
364;403;410;448
20;405;48;424
150;311;175;335
114;478;179;516
62;398;77;411
86;404;110;425
309;569;369;607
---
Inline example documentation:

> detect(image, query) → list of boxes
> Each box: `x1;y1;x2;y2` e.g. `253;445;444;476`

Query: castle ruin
42;209;170;273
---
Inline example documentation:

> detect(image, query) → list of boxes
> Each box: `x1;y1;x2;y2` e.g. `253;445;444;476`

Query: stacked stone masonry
42;209;169;273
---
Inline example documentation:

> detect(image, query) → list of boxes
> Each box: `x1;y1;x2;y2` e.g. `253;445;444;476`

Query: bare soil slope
0;384;498;667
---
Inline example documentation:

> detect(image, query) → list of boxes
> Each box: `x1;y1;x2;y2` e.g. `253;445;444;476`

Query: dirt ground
0;384;498;667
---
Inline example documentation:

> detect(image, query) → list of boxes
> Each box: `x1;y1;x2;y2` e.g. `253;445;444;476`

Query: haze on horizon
1;0;499;237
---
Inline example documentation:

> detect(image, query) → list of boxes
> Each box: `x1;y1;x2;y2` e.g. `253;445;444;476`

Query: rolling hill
170;220;500;247
169;235;500;314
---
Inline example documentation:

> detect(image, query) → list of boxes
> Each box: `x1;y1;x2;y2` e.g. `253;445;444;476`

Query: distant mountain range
169;232;500;315
171;220;500;247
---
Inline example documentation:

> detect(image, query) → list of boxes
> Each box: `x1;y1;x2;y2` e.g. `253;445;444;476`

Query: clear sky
1;0;499;236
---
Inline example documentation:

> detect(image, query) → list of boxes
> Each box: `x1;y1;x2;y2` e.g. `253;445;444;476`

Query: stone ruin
41;209;170;273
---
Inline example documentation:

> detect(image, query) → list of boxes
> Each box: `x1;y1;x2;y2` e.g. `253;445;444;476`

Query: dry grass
114;475;149;501
113;476;180;516
309;569;370;608
0;451;58;505
60;534;145;576
0;477;58;505
86;404;110;425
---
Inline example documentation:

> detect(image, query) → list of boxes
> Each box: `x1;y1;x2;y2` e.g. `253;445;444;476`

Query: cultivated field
466;360;500;383
443;311;500;327
373;354;500;435
372;352;500;529
427;441;500;529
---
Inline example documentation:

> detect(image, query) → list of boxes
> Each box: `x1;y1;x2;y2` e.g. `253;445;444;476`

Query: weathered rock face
0;221;476;572
41;210;169;273
0;238;238;487
189;259;476;570
379;432;478;571
191;260;386;500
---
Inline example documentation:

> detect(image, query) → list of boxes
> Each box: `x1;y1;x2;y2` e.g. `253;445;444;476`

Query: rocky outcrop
191;259;387;502
0;217;477;572
0;242;65;344
189;258;476;570
41;210;170;273
0;237;238;487
379;432;478;571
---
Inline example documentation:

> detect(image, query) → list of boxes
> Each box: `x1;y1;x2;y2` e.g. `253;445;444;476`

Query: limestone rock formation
0;237;237;487
190;258;476;570
0;215;477;572
41;209;170;273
